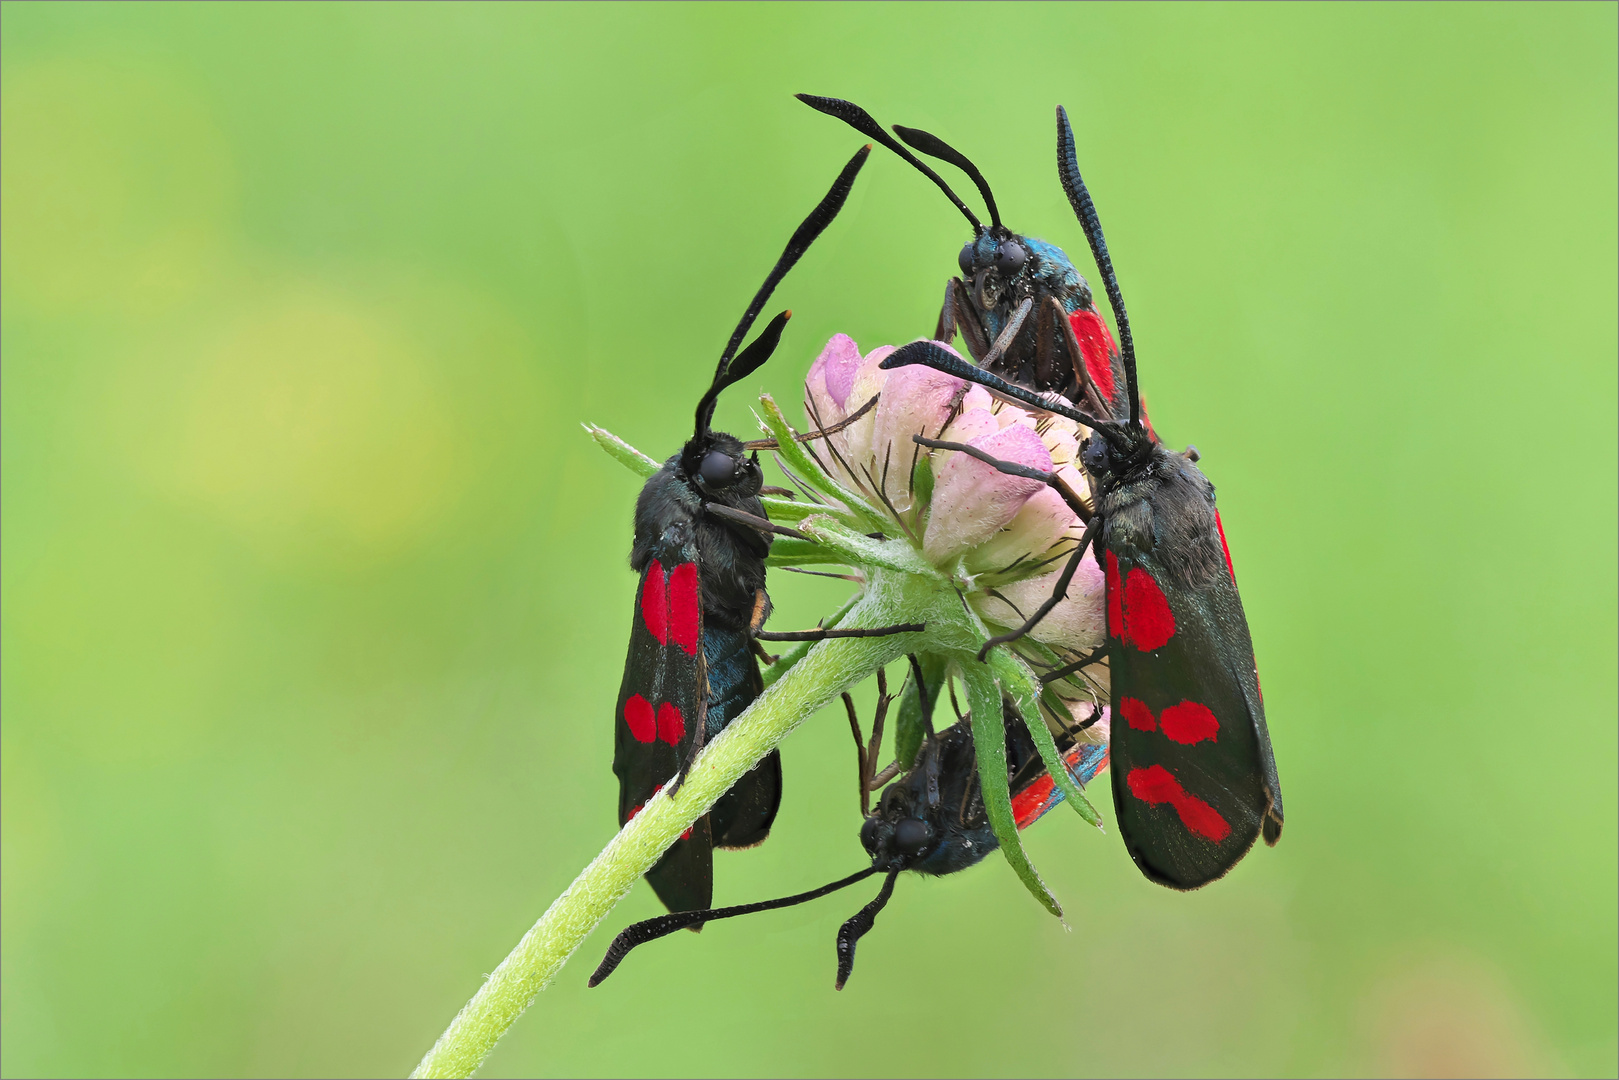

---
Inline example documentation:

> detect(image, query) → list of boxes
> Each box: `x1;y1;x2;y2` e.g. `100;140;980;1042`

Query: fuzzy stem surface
410;575;943;1078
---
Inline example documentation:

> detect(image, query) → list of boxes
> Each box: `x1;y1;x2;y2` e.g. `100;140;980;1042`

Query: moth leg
981;296;1033;369
756;623;924;642
865;668;891;799
945;277;991;360
1049;297;1113;420
906;653;937;741
842;692;870;815
1039;644;1108;684
935;278;960;346
975;522;1097;660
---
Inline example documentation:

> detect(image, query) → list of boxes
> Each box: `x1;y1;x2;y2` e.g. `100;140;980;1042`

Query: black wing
701;621;781;851
613;536;714;912
1104;514;1281;890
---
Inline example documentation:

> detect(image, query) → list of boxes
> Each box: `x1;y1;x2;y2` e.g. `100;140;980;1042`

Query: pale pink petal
836;345;894;476
939;406;999;447
804;334;862;438
867;354;965;512
965;485;1080;575
922;423;1054;564
970;551;1106;651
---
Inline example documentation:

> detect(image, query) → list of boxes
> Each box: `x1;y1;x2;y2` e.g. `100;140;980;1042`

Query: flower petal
867;346;965;514
922;422;1054;564
970;550;1106;651
965;485;1080;576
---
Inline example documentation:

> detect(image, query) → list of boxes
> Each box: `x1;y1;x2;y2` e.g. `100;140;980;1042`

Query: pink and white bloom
799;334;1107;678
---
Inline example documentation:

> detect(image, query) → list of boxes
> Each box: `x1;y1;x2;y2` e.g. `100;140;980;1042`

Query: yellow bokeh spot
172;282;463;567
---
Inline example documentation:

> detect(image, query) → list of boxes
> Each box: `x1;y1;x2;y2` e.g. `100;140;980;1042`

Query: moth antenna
1055;105;1140;429
797;94;983;233
834;868;900;990
892;124;1001;231
587;866;879;987
694;144;871;440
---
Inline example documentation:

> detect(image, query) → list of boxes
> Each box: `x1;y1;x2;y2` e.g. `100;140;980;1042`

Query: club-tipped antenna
880;340;1131;448
834;868;899;990
694;144;871;440
892;124;1001;231
1055;105;1139;428
797;94;983;234
587;866;879;988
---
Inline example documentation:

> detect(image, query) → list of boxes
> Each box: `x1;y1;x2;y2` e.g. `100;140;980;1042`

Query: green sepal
764;539;854;568
798;517;944;580
755;395;886;532
987;647;1102;829
894;652;950;770
909;448;934;527
585;423;662;479
758;494;820;524
960;661;1062;918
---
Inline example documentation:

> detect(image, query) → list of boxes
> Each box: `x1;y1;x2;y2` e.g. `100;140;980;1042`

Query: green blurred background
3;3;1615;1077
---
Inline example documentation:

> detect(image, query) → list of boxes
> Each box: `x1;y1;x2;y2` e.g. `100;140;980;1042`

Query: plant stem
409;584;924;1079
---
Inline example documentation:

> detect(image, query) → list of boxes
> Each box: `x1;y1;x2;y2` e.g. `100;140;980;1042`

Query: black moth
798;93;1136;424
593;662;1108;989
612;146;868;913
881;106;1283;889
613;145;923;913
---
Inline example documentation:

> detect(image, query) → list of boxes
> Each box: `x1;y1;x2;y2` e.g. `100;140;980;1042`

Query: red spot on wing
1105;551;1123;639
1123;568;1176;650
656;702;686;746
1215;511;1236;583
1012;773;1056;829
641;560;667;644
668;562;701;655
1159;701;1219;745
1126;765;1231;843
1068;309;1118;404
1120;697;1156;732
624;694;656;743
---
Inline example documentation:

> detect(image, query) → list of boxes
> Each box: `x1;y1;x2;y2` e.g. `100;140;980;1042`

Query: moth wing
702;624;781;850
612;537;712;912
1106;539;1280;889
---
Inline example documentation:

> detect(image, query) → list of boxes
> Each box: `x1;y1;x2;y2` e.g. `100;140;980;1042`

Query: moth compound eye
860;816;881;854
699;449;737;487
1081;436;1111;475
958;242;975;276
893;817;932;857
994;239;1027;275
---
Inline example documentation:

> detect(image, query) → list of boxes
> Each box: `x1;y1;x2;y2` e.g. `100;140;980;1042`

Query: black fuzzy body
613;432;782;913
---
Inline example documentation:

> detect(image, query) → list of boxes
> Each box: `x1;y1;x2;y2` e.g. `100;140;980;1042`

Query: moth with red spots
881;106;1283;890
613;146;874;913
592;683;1111;989
797;94;1146;431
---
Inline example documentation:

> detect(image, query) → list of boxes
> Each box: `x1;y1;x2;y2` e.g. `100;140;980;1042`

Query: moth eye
995;239;1027;274
1081;437;1111;474
893;817;932;856
958;242;975;276
699;449;737;487
859;816;880;854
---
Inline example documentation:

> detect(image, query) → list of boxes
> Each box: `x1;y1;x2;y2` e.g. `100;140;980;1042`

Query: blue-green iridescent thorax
959;230;1094;342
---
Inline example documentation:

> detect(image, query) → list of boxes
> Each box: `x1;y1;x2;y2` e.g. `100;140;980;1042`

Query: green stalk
410;580;929;1079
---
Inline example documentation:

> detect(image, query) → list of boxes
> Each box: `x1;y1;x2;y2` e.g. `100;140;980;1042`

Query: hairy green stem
410;579;934;1079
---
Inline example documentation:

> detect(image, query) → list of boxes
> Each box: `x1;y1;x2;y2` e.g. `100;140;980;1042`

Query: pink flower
922;422;1052;563
970;553;1106;653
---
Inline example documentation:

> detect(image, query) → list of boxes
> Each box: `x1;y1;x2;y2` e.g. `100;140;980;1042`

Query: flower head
797;334;1108;718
